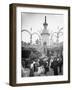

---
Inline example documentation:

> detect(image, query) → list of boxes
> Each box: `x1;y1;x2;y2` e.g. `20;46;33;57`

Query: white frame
16;6;69;84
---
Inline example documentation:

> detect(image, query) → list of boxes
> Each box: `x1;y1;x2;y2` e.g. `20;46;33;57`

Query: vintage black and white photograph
21;13;63;77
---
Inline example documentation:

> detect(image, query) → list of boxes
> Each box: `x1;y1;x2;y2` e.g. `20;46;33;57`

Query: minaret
40;16;50;56
41;16;50;46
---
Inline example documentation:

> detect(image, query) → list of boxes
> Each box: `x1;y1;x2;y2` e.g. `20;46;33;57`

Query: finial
30;27;32;31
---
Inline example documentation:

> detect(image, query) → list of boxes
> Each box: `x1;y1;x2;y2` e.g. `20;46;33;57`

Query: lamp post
30;28;32;44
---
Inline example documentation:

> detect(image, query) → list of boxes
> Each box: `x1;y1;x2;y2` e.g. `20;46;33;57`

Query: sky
21;12;64;44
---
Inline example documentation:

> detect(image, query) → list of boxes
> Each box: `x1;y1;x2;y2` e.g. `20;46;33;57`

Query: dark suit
51;59;58;75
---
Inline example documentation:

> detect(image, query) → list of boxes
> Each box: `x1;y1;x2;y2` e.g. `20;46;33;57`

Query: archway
21;29;31;43
32;32;41;44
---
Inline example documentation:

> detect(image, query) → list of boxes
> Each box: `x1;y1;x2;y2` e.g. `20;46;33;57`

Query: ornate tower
41;16;50;47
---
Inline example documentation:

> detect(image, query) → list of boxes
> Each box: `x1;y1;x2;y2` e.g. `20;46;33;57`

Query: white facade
40;16;50;55
41;33;50;47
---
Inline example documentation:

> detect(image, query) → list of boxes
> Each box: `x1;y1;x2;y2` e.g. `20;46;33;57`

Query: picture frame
9;3;70;86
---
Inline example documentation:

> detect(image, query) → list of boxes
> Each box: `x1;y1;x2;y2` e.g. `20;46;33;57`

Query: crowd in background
21;50;63;77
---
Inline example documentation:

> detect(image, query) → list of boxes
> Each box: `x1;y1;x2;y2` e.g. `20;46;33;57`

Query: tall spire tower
40;16;50;55
41;16;50;46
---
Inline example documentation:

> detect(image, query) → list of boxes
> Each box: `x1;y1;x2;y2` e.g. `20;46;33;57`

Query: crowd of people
21;52;63;77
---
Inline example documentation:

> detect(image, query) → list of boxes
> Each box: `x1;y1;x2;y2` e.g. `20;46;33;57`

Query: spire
43;16;48;26
30;27;32;32
45;16;46;23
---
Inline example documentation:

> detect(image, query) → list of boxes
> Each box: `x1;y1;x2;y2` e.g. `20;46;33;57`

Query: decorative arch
21;29;31;35
21;29;31;43
21;29;42;44
32;32;41;40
